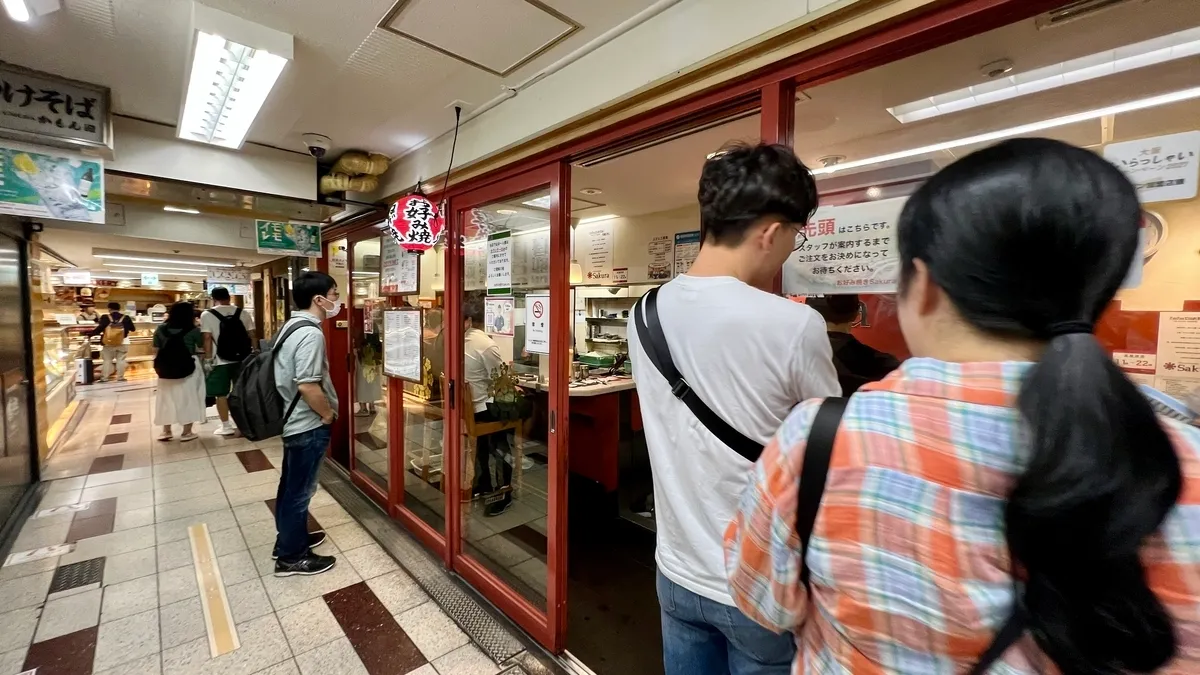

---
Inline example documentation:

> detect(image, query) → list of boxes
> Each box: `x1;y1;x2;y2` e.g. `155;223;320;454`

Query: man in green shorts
201;287;256;436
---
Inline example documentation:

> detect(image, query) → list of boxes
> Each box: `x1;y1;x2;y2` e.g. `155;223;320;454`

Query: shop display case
42;324;80;433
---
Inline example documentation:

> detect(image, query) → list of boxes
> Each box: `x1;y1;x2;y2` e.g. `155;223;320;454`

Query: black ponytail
898;138;1182;673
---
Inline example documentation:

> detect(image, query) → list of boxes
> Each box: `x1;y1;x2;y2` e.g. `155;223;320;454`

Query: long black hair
897;138;1182;673
165;301;195;331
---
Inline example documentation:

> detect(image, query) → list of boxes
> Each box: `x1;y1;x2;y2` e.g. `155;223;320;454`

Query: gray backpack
228;321;319;441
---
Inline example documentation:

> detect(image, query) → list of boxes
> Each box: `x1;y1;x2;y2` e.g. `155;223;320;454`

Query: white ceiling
572;0;1200;218
37;225;276;279
0;0;659;158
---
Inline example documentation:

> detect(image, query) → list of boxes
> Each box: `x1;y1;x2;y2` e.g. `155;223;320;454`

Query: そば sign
387;195;444;252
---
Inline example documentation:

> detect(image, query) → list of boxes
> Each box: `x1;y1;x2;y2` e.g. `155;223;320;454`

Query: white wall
377;0;860;197
110;117;318;201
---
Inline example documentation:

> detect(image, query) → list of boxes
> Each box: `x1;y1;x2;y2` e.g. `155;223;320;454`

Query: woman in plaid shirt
726;138;1200;674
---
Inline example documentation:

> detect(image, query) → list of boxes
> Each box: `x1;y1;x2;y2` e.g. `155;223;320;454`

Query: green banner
0;141;104;224
256;220;322;257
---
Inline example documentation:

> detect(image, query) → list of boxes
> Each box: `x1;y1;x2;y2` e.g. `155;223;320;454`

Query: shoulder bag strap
271;320;321;422
795;396;847;586
967;609;1026;674
633;287;764;461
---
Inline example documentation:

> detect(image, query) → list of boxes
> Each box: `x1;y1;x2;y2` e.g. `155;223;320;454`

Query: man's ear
760;220;785;250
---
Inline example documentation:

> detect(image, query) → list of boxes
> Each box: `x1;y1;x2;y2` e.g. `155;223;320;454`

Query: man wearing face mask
271;272;341;577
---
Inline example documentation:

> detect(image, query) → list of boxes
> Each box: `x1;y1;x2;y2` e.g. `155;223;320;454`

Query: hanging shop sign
140;272;159;287
379;235;419;295
487;230;512;295
387;195;444;252
1104;131;1200;204
255;220;321;257
526;293;550;355
0;140;104;223
60;268;91;286
383;307;423;383
0;62;111;148
782;197;905;295
206;267;252;287
673;231;701;277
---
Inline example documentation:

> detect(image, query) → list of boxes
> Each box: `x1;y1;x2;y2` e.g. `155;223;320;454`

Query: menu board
1155;312;1200;403
383;308;423;383
648;235;672;280
579;220;615;283
674;231;700;277
379;235;419;295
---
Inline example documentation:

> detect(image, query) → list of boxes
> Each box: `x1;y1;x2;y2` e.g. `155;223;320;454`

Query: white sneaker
213;423;237;437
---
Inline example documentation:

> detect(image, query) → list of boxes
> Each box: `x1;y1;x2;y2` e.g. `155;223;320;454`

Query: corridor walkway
1;382;556;675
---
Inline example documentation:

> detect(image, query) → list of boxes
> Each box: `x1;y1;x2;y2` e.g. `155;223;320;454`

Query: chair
440;376;522;502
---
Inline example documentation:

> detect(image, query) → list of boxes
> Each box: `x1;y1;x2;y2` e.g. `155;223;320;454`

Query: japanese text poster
782;197;905;295
579;220;615;283
647;235;672;280
383;308;423;383
256;220;321;257
673;231;701;277
379;235;419;295
1104;131;1200;203
1155;312;1200;404
0;141;104;224
487;231;512;294
0;63;109;147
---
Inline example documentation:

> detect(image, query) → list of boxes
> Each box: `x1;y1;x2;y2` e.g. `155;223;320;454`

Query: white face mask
317;295;342;320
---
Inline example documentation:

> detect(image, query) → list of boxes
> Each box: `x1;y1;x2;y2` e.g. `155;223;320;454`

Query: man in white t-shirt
200;287;256;436
629;143;839;675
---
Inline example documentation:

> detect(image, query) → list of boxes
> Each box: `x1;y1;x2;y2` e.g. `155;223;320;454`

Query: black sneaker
485;497;513;517
274;553;336;577
272;531;328;560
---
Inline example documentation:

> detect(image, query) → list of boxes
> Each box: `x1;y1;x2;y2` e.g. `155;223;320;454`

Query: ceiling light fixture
163;205;201;214
578;214;617;224
888;26;1200;124
105;264;211;273
95;254;235;267
2;0;29;21
816;86;1200;176
177;5;293;149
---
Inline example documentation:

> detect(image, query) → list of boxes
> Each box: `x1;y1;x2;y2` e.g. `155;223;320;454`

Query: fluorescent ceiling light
177;7;293;149
95;254;235;267
163;206;201;214
815;86;1200;176
889;27;1200;124
2;0;29;22
105;264;210;273
579;214;617;224
496;209;518;215
522;196;552;209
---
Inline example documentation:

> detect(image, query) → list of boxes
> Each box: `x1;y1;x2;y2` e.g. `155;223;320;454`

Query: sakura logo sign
387;195;445;252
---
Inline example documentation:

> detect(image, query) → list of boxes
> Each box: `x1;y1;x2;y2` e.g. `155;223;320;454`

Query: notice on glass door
380;235;419;295
1155;312;1200;403
487;230;512;294
525;293;550;355
383;308;423;383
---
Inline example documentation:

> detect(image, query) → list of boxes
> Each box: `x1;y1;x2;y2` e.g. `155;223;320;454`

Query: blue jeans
658;570;796;675
274;425;331;562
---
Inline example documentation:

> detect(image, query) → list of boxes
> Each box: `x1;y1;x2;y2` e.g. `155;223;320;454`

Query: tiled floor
3;382;530;675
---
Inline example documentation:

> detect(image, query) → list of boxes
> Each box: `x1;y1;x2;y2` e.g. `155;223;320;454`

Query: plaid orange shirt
725;359;1200;674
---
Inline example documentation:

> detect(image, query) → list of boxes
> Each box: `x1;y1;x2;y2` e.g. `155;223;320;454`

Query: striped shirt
725;359;1200;674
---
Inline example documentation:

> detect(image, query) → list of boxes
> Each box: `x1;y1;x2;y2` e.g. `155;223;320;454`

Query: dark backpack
154;329;196;380
228;321;319;442
210;307;253;363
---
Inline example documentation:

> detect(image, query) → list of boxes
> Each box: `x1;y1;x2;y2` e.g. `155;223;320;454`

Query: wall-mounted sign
60;268;91;286
1156;313;1200;403
255;220;321;257
526;293;550;355
487;230;512;295
206;267;252;287
0;140;104;223
579;220;615;283
647;235;672;280
140;272;159;287
0;62;111;148
1104;131;1200;203
673;231;701;277
783;197;905;295
387;195;444;252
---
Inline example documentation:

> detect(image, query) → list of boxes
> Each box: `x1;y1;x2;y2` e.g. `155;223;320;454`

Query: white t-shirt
628;275;840;606
200;304;255;365
464;328;503;414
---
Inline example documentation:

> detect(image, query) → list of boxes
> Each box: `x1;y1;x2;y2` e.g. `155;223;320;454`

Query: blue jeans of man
275;425;331;563
658;570;795;675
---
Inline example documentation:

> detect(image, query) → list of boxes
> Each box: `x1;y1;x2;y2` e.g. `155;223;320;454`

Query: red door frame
343;227;390;508
441;161;570;650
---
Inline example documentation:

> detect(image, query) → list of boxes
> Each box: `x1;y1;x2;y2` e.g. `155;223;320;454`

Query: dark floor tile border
49;557;106;595
100;432;128;446
87;455;124;474
66;511;115;543
73;498;118;520
263;499;322;534
325;581;427;675
354;432;387;452
504;524;548;561
235;449;274;473
110;414;132;425
319;463;570;674
23;625;98;675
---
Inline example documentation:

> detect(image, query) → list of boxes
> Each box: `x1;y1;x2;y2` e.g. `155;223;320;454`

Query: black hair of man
211;287;231;303
292;271;336;311
107;301;121;311
698;142;819;246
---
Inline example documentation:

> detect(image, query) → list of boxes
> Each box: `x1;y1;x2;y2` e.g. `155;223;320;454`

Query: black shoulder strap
232;306;242;320
633;287;764;461
968;609;1026;674
271;320;318;355
795;397;847;586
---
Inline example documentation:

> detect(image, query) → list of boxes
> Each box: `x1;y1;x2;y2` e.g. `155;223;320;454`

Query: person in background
726;138;1200;673
272;272;340;577
90;301;136;383
424;308;445;383
806;294;900;394
201;286;256;436
76;304;99;323
628;142;839;675
462;291;514;517
153;302;205;442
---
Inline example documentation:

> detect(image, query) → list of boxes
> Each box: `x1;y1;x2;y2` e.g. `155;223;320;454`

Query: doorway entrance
0;217;39;546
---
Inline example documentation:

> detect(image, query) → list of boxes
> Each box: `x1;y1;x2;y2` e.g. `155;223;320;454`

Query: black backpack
229;320;319;441
154;329;196;380
210;307;253;363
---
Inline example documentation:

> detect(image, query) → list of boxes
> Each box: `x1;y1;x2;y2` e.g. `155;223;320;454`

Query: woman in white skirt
153;302;206;442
